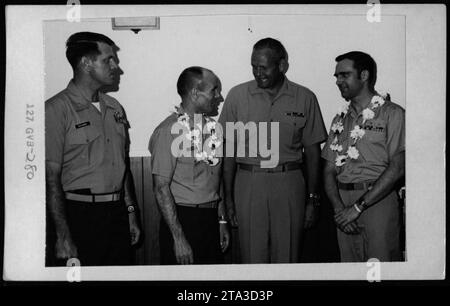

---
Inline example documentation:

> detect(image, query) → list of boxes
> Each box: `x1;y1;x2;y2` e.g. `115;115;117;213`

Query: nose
254;67;263;77
110;59;119;70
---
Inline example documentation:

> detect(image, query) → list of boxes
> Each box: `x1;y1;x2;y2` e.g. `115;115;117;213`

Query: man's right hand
339;221;361;234
174;236;194;264
55;236;78;260
334;207;360;234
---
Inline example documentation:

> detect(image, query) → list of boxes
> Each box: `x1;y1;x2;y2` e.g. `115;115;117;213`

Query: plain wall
44;13;406;156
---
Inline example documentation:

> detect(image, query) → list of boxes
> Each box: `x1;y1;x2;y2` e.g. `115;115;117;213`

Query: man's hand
226;201;238;228
334;205;361;228
339;221;361;234
128;213;141;245
219;223;230;253
174;235;194;265
304;200;319;229
55;235;78;260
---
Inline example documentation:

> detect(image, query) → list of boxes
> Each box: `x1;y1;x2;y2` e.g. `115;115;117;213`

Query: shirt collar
248;77;295;98
66;80;116;111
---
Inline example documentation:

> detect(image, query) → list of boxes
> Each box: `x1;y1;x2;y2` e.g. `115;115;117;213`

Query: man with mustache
149;66;230;264
322;51;405;262
219;38;327;263
45;32;141;266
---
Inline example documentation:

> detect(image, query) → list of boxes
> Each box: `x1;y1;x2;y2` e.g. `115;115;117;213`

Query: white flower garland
330;94;386;166
175;107;222;166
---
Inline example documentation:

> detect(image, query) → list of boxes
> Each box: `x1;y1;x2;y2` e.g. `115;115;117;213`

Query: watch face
127;205;135;213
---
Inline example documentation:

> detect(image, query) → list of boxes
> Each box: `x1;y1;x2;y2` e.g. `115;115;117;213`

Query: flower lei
175;106;222;166
330;94;386;166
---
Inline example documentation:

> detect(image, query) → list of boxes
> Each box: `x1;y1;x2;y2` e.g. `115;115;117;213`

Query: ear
279;58;289;74
360;70;370;82
190;87;199;100
80;56;92;72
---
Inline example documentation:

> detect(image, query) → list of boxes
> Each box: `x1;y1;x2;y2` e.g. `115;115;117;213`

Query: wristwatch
354;198;368;212
308;193;321;207
127;205;136;214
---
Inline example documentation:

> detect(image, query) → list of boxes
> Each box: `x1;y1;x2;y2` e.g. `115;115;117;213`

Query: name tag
285;112;304;117
75;121;90;129
363;124;384;132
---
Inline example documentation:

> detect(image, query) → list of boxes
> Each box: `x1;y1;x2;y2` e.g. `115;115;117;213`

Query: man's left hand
219;223;230;253
129;213;141;245
334;205;361;228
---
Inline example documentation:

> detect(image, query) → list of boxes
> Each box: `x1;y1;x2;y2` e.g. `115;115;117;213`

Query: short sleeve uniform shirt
45;80;128;193
218;78;327;166
321;100;405;183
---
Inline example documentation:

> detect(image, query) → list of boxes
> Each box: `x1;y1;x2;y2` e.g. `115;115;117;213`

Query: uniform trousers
337;187;401;262
234;168;306;263
159;205;223;265
63;199;132;266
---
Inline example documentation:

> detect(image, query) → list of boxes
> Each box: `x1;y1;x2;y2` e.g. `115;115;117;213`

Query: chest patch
75;121;90;129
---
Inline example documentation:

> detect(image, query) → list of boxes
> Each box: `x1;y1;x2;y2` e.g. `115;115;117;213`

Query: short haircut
176;66;212;98
253;37;289;63
66;32;116;71
335;51;377;90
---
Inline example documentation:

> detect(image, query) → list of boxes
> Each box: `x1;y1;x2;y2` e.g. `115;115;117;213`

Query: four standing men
45;32;404;265
45;32;140;266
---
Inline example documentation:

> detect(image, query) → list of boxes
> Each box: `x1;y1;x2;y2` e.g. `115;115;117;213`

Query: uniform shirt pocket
279;113;306;149
176;156;195;185
66;126;102;167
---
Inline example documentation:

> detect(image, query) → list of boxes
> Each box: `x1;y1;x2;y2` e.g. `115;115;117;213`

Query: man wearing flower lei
149;67;230;264
322;51;405;262
219;38;328;263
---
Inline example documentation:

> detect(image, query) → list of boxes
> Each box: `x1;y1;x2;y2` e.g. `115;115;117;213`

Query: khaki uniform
45;80;132;266
219;78;327;263
45;80;128;193
149;112;222;205
149;110;223;264
321;100;405;261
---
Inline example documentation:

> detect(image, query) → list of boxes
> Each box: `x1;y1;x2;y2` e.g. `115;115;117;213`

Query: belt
65;191;122;203
238;162;302;173
337;181;374;191
177;201;218;209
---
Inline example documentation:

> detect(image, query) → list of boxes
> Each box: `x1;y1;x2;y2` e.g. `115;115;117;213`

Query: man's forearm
153;177;184;239
46;163;71;238
123;169;137;207
323;161;345;211
304;144;321;195
358;152;405;208
223;157;237;205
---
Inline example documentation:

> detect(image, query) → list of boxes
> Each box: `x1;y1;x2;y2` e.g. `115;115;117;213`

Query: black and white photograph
3;4;446;283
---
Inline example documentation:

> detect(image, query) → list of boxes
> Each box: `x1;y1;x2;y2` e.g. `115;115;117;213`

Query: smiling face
334;58;365;101
86;42;120;87
195;71;224;117
251;48;285;91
